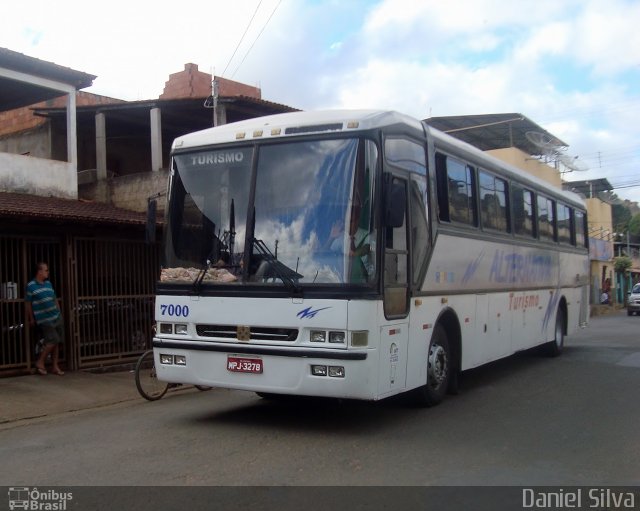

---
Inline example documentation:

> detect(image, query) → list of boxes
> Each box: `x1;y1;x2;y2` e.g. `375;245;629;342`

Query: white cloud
573;0;640;76
1;0;639;200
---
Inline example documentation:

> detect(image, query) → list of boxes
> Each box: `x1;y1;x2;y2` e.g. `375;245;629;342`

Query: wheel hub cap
428;344;447;388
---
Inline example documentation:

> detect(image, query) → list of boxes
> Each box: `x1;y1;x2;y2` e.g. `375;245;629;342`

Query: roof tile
0;192;149;226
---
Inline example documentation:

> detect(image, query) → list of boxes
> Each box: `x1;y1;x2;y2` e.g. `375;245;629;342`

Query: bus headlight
329;331;346;344
310;330;326;343
174;355;187;366
311;365;345;377
160;323;173;335
311;365;327;376
328;366;345;378
160;354;173;365
175;324;188;335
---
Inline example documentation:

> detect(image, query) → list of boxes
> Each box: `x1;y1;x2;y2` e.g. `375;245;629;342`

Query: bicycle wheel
135;350;169;401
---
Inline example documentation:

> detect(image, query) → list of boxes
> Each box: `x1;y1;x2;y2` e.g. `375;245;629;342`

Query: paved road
1;311;639;487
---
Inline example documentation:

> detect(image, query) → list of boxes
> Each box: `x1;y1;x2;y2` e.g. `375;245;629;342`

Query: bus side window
512;184;535;238
537;195;556;242
435;153;476;226
575;210;587;248
479;170;509;232
557;203;571;244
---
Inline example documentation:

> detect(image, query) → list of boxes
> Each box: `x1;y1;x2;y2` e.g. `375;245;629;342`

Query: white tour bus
153;109;589;405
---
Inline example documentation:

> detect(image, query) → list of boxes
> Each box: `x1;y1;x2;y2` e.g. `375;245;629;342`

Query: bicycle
134;349;211;401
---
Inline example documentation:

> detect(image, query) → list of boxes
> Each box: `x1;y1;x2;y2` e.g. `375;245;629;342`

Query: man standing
25;262;65;375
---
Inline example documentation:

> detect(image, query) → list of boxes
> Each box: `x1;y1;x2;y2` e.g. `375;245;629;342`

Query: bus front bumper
152;339;376;400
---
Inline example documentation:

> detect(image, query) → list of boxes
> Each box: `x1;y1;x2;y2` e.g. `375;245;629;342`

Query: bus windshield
162;137;379;288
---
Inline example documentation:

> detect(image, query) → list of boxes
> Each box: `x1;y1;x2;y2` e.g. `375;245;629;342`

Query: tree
629;213;640;237
612;203;632;232
615;256;632;274
615;256;633;303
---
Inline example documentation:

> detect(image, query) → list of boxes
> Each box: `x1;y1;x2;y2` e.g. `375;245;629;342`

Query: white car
628;284;640;316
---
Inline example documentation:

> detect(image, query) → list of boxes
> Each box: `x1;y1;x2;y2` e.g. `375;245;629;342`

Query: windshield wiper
250;237;304;296
242;206;303;296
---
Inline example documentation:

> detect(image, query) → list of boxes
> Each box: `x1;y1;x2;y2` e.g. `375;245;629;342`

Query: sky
2;0;639;203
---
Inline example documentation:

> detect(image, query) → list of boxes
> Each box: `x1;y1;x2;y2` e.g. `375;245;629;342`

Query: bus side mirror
146;199;157;244
384;181;406;228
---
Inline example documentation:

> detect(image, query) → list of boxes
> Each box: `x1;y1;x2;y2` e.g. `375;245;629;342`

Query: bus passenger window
512;184;535;238
575;210;587;247
441;156;476;226
479;170;509;232
557;204;571;244
537;195;556;242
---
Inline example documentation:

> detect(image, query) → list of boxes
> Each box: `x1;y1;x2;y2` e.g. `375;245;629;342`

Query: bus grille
195;324;298;342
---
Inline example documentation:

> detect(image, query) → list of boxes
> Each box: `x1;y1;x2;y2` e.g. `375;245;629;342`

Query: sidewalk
0;369;141;425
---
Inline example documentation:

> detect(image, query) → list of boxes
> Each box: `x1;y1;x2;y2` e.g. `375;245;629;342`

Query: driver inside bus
324;218;369;256
323;215;372;282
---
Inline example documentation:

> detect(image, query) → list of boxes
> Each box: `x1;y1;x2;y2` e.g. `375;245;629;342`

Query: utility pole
627;230;632;295
212;78;219;127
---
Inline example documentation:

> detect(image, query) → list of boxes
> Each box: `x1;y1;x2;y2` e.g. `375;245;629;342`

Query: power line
611;183;640;190
540;97;640;125
222;1;264;77
231;0;282;79
580;147;640;162
577;148;640;171
610;179;640;188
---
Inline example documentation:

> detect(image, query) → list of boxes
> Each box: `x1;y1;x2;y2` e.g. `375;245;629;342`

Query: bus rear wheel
412;324;450;407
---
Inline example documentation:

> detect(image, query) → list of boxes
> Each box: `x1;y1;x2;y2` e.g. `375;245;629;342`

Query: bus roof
172;109;424;150
171;108;585;209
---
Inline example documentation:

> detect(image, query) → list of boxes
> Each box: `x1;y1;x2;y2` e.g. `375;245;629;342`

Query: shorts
39;317;64;345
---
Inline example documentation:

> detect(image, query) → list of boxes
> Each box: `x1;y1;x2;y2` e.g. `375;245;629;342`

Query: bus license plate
227;356;263;374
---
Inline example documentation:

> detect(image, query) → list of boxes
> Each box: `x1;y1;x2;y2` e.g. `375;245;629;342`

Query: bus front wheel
412;324;451;407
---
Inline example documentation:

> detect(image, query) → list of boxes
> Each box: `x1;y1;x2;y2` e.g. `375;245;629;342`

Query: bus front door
380;175;410;396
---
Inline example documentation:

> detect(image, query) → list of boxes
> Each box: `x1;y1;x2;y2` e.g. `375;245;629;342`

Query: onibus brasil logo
8;487;73;510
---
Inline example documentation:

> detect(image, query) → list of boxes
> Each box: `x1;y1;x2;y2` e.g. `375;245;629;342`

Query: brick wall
0;92;124;139
160;63;261;100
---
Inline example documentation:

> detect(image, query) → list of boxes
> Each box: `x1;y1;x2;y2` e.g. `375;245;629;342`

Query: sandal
36;367;47;375
52;369;65;376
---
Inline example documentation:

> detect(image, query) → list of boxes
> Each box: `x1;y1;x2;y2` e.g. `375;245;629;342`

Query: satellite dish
525;131;566;158
572;158;589;172
558;154;589;174
558;155;577;173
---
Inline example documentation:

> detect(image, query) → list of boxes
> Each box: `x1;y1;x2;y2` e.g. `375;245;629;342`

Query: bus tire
542;308;565;357
412;324;450;407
